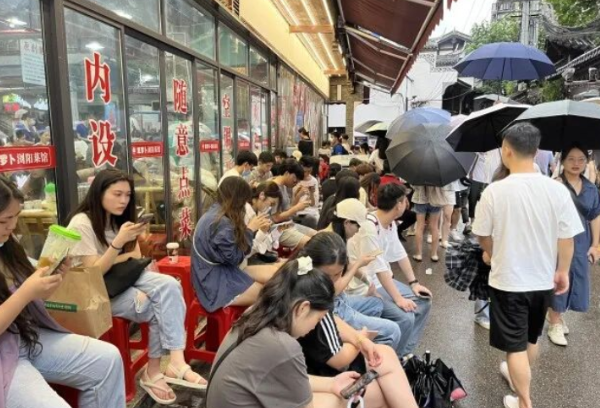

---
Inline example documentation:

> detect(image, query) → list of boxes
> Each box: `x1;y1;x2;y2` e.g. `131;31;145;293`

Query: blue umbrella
454;42;556;81
386;107;451;140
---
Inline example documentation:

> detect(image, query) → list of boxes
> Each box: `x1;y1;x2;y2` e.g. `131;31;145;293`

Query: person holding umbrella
411;185;443;263
472;123;583;408
547;145;600;347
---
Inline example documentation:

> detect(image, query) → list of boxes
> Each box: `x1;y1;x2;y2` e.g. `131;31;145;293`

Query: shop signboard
238;139;250;150
20;39;46;86
200;140;220;152
0;146;56;171
131;142;163;158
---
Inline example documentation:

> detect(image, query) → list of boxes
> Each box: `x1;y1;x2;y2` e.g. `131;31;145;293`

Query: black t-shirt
298;312;366;377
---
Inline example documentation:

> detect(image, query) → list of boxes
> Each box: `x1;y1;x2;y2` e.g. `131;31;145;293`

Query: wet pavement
132;236;600;408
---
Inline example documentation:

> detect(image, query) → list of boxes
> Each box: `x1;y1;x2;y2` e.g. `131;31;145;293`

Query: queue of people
1;118;598;408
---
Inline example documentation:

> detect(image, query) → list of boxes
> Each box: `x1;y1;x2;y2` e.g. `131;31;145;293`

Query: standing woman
547;145;600;346
411;186;443;262
192;176;271;312
0;176;126;408
68;169;206;405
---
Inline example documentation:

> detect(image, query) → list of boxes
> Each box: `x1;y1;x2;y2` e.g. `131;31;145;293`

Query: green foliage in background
546;0;600;27
465;18;520;54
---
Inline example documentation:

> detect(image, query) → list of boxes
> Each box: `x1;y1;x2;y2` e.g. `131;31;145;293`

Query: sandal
164;364;207;390
412;255;423;262
140;369;177;405
431;255;439;262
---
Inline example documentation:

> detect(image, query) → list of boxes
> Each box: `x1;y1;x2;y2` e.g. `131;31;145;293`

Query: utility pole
518;0;542;47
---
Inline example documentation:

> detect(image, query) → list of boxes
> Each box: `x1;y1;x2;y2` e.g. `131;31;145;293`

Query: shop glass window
270;92;277;148
197;62;219;210
86;0;160;32
165;53;195;248
270;62;277;90
250;86;262;155
0;0;57;258
261;90;268;151
64;9;128;204
249;47;268;86
236;81;250;152
166;0;215;60
124;36;165;234
220;74;234;173
219;25;247;75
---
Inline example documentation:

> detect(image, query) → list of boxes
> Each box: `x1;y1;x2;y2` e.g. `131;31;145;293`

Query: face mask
242;169;252;177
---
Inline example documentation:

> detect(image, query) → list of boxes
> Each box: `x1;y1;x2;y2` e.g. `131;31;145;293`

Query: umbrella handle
347;396;365;408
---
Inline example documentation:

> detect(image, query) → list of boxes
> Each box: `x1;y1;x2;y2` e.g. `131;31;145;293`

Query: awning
337;0;458;93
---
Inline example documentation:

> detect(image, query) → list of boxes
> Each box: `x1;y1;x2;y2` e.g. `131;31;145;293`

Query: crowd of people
0;120;597;408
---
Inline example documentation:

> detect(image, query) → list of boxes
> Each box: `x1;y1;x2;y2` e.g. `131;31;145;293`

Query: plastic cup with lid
39;225;81;271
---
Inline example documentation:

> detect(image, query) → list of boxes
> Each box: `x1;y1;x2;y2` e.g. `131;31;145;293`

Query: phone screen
45;253;68;276
340;370;380;399
138;213;154;224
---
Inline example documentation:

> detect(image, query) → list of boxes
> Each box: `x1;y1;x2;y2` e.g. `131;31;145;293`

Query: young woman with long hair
318;176;360;230
547;145;600;346
0;176;125;408
295;232;419;408
207;258;361;408
67;169;205;405
359;172;381;210
192;176;270;312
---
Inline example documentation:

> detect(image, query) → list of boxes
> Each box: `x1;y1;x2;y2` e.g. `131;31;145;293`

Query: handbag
104;257;152;298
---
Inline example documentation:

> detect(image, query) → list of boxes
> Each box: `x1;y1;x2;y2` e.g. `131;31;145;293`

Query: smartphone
340;370;380;399
271;221;293;232
137;213;154;225
44;252;69;277
365;330;378;340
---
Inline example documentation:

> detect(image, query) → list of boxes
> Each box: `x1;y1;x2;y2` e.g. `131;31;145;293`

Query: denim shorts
413;203;441;214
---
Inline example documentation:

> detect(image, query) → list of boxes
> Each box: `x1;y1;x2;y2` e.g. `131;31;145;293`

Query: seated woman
318;176;360;230
207;257;362;408
244;181;286;280
0;176;125;408
192;176;271;312
295;236;418;408
359;172;380;211
67;169;205;405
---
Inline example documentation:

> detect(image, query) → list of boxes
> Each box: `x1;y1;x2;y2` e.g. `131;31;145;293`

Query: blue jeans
334;293;402;355
7;329;125;408
377;280;432;356
111;271;186;358
475;299;490;321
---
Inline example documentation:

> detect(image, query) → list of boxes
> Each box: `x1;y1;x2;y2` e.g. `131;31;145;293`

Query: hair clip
297;256;313;276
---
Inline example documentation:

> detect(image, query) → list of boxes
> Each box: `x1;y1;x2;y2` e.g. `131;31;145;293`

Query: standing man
472;123;583;408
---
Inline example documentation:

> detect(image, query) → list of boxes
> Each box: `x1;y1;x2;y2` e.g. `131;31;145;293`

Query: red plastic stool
101;317;150;402
156;256;194;308
52;384;79;408
185;299;246;363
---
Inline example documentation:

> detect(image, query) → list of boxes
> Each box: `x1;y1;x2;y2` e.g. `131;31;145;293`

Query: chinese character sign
89;119;118;167
223;125;232;150
0;146;56;172
131;142;163;158
177;167;192;201
222;94;231;118
175;124;190;157
84;51;111;104
173;79;188;114
179;207;193;241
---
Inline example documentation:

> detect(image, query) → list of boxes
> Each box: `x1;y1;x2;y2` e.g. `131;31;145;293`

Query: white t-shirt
472;173;584;292
369;150;384;173
244;203;273;256
68;213;117;259
347;213;407;293
218;168;242;186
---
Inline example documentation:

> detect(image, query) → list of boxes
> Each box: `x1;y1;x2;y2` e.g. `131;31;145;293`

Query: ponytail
234;259;334;344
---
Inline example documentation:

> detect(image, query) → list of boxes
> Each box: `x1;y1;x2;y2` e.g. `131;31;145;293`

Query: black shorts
489;287;553;353
454;190;469;209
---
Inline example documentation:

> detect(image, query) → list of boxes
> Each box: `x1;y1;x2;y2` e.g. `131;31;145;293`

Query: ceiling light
321;0;334;26
85;42;105;51
115;10;133;20
298;0;339;69
7;17;26;28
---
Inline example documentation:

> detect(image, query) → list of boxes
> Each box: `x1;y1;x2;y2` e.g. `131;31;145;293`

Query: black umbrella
354;120;382;134
509;100;600;150
386;123;475;187
402;352;467;408
446;103;529;152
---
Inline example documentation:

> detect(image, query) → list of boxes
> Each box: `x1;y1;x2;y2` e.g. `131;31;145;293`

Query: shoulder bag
104;257;152;298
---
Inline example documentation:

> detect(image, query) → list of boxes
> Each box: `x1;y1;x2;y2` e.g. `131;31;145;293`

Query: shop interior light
85;41;105;51
321;0;334;26
115;10;133;20
7;17;27;28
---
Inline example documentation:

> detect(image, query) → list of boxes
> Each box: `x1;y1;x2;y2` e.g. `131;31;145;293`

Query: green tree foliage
540;78;565;102
465;18;520;54
546;0;600;27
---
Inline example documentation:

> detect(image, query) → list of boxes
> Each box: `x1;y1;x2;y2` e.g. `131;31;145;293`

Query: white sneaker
426;234;432;244
545;313;570;335
499;362;515;392
474;317;490;330
548;323;568;346
449;230;463;242
440;241;453;249
503;395;519;408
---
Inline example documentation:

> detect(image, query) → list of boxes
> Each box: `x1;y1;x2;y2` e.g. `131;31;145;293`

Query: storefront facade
0;0;326;257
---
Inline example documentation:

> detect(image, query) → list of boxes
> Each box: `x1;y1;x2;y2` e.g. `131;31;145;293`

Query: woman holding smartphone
67;169;206;405
0;176;126;408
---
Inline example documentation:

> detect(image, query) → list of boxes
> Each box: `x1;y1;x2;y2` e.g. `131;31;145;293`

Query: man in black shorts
472;123;582;408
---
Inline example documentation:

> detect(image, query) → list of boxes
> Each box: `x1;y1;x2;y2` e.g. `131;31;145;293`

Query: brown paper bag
45;266;112;338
